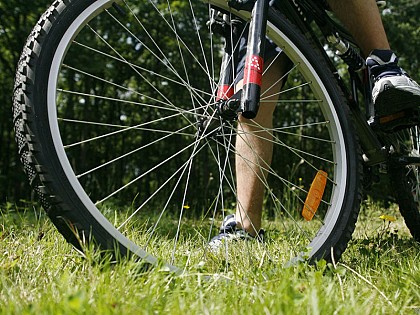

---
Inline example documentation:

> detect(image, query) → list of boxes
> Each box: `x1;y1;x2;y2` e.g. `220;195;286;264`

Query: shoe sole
375;87;420;132
375;86;420;118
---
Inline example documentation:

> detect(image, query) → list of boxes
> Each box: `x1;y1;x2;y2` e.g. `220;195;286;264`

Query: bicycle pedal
378;108;420;132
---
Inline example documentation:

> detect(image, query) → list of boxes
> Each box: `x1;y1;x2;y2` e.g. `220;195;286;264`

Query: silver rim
46;0;350;268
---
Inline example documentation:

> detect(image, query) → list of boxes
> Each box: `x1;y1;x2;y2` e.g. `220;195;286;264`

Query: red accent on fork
216;84;235;101
243;54;264;86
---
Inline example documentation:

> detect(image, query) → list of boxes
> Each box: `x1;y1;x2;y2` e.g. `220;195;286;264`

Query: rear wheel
389;127;420;241
13;0;361;271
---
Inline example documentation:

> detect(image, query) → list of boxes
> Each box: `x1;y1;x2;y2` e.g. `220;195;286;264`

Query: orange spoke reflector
302;170;328;221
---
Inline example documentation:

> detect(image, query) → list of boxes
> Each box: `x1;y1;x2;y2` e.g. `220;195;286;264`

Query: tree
382;0;420;79
0;0;52;203
1;0;419;206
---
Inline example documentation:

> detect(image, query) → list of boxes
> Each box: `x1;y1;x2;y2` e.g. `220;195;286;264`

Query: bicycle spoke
76;125;193;179
15;0;360;270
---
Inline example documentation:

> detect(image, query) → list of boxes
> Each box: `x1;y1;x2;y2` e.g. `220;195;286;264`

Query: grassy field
0;200;419;314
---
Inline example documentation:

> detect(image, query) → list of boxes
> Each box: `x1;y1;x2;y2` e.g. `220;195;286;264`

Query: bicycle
12;0;420;273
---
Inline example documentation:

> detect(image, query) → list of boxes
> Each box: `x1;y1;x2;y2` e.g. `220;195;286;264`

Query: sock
366;49;403;81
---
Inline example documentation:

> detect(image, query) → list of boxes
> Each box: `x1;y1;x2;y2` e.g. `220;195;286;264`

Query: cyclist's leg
327;0;420;125
235;53;291;236
326;0;389;56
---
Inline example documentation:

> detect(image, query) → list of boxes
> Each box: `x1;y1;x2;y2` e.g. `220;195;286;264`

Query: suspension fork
213;0;269;120
214;12;242;101
240;0;270;119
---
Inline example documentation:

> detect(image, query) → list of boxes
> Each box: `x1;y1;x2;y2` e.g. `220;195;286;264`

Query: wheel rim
45;0;352;269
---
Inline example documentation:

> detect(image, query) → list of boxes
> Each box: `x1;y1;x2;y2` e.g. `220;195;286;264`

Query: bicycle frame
217;0;390;166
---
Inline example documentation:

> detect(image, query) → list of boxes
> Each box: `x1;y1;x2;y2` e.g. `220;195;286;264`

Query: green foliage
1;0;419;205
0;0;52;202
54;1;222;212
382;0;420;79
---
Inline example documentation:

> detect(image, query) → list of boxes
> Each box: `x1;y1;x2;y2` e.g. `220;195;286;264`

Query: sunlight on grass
0;202;419;314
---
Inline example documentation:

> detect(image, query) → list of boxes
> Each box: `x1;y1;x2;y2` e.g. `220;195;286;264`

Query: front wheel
13;0;362;271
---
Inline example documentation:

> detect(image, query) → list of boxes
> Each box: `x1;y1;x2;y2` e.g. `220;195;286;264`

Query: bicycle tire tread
12;0;93;252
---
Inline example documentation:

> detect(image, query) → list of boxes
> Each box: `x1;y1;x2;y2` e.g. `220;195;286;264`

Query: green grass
1;201;419;314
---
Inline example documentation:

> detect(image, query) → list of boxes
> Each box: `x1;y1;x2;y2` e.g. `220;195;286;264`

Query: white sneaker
372;74;420;118
208;214;264;251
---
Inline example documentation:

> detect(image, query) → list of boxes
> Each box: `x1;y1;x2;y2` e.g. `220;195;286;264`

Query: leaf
379;214;397;222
